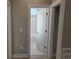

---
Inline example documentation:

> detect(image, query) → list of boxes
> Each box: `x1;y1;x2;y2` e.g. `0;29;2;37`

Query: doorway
52;5;60;58
30;8;49;56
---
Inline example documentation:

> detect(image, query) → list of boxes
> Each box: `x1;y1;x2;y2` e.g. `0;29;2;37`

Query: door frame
48;0;61;57
7;0;12;59
50;0;66;59
28;4;50;56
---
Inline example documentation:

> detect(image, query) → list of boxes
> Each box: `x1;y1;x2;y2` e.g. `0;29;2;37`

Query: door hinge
46;13;48;15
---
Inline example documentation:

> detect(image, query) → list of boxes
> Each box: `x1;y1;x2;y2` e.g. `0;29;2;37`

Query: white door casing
7;0;12;59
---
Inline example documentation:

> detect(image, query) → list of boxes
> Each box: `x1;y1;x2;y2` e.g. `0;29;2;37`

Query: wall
29;0;51;4
11;0;51;55
52;0;60;3
62;0;71;48
11;0;29;54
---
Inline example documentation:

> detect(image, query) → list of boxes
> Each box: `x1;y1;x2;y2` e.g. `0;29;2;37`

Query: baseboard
62;52;71;59
61;48;71;59
62;48;71;51
13;54;29;58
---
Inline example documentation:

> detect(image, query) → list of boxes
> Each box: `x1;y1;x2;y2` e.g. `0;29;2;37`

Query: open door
36;8;49;55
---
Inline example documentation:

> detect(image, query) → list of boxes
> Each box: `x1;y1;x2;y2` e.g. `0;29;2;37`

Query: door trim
56;0;66;59
7;0;12;59
50;0;66;59
51;0;61;7
28;4;50;56
48;1;61;57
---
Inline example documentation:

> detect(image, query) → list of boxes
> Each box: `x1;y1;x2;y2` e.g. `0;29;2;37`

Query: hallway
7;0;71;59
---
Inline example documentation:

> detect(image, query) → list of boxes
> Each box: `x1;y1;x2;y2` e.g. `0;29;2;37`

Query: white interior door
37;8;49;55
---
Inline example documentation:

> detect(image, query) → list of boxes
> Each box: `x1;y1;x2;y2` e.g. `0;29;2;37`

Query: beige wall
12;0;29;54
11;0;51;54
62;0;71;48
29;0;51;4
52;0;60;3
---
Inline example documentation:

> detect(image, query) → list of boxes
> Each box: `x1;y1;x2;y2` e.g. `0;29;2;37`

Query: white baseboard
13;54;29;58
